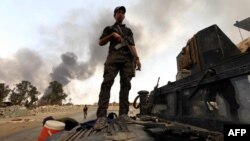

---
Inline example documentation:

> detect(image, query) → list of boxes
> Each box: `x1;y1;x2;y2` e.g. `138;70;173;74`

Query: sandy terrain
0;107;85;137
0;105;123;138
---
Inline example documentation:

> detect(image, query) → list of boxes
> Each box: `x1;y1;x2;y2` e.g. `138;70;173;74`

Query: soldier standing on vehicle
83;105;88;119
94;6;141;130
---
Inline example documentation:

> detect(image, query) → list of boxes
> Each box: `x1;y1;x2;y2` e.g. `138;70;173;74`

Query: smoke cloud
0;48;50;92
50;52;96;86
41;10;112;86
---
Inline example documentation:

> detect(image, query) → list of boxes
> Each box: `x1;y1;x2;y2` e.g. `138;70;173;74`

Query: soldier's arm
99;32;122;46
130;46;139;59
130;46;141;71
99;33;114;46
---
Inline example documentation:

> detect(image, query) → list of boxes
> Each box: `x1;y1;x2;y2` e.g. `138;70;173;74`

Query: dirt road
0;106;98;141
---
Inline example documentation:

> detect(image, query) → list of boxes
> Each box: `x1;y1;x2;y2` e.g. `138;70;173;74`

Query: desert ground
0;105;91;138
0;111;76;137
0;105;124;139
0;106;139;141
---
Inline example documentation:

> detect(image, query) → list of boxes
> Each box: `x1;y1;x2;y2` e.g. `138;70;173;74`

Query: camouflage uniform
97;23;135;117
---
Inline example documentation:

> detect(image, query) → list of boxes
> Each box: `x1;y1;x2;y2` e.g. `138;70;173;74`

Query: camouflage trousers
97;56;135;117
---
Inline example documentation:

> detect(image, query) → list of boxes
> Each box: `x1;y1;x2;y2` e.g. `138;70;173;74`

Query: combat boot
93;117;108;130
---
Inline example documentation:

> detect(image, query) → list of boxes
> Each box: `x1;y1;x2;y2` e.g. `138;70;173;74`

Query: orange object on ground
38;120;65;141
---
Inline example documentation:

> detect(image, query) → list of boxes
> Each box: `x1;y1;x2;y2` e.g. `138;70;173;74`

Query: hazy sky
1;0;250;104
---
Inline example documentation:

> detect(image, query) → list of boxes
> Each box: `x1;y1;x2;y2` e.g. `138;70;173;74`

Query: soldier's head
114;6;126;23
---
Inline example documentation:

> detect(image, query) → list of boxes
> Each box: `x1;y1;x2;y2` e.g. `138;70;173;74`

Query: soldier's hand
112;32;122;42
136;59;141;71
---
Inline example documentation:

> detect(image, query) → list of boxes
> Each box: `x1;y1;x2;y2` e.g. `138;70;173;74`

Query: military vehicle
133;19;250;140
44;19;250;141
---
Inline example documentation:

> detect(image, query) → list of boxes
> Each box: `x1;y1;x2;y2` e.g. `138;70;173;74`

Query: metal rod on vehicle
238;27;244;41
